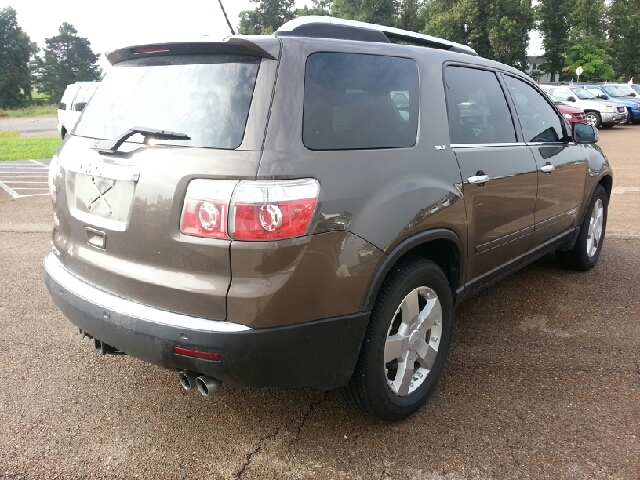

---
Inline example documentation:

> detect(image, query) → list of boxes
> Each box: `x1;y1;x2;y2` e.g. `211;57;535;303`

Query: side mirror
567;96;577;102
599;95;607;100
573;122;598;144
73;102;87;112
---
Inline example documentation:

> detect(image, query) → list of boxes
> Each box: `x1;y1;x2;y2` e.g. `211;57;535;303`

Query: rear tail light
180;178;319;241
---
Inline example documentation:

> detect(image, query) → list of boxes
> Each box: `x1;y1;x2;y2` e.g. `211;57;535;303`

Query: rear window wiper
91;126;191;155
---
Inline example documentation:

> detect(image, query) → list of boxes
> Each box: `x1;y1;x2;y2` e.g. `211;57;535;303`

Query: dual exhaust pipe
178;370;222;396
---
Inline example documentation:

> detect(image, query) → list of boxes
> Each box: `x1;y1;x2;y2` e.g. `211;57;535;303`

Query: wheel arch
362;229;464;311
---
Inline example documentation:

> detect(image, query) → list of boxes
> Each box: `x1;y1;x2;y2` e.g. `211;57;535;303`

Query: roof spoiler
275;16;477;56
106;37;279;65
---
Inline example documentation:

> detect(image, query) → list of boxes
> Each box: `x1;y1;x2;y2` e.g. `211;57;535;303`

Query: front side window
503;75;565;143
444;66;516;145
74;54;261;149
303;53;419;150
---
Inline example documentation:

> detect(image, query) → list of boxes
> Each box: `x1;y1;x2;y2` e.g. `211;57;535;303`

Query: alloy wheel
384;286;442;396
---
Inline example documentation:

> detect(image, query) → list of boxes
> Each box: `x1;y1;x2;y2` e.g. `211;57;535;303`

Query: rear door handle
468;175;491;184
540;163;555;174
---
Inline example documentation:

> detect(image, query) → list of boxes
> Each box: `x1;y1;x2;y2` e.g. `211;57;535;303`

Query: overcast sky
3;0;541;70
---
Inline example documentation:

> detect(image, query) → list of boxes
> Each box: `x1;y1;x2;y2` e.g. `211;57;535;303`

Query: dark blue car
581;84;640;124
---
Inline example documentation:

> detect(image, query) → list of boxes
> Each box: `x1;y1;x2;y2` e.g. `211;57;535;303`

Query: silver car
540;84;627;128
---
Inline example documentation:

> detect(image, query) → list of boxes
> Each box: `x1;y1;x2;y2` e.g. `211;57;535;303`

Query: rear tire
340;257;453;421
556;185;608;271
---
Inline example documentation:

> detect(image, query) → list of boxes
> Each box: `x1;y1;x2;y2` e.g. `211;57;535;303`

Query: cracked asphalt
0;127;638;479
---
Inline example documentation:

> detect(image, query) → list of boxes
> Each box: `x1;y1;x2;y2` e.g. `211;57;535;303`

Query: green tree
608;0;640;81
33;23;100;104
238;0;296;35
397;0;426;31
0;6;37;109
569;0;606;44
563;39;614;81
332;0;398;26
424;0;533;70
296;0;333;17
535;0;575;82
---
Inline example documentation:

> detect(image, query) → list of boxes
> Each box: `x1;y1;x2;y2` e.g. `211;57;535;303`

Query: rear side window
74;55;260;149
303;53;419;150
444;66;516;145
503;75;565;143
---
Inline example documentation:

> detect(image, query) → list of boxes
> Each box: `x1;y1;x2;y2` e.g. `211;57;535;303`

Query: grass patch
0;130;20;138
0;104;57;118
0;136;60;161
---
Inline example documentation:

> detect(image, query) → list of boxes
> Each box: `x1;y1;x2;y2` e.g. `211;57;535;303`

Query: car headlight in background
603;106;615;113
563;113;573;119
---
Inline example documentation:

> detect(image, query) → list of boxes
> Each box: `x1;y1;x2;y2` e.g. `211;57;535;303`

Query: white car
57;82;100;139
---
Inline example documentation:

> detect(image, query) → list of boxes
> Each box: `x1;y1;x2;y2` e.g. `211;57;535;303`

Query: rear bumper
43;253;369;390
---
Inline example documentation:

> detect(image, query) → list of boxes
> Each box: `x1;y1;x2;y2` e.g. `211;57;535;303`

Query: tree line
239;0;640;83
0;6;100;109
3;1;638;109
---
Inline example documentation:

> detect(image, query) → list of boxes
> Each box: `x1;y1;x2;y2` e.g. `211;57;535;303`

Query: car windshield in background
613;85;637;96
601;86;627;97
74;55;260;149
571;88;597;100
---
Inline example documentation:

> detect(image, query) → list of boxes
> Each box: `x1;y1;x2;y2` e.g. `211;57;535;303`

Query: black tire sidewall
359;258;453;421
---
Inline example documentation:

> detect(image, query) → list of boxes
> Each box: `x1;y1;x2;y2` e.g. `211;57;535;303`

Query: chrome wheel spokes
587;199;604;258
385;287;442;396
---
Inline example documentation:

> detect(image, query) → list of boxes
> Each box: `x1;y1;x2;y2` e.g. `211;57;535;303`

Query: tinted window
444;67;516;145
74;55;260;149
303;53;419;150
503;75;565;143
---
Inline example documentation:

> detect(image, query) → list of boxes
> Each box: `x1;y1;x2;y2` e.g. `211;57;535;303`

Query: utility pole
217;0;236;36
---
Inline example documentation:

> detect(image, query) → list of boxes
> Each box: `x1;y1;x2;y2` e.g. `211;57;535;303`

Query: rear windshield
74;54;260;149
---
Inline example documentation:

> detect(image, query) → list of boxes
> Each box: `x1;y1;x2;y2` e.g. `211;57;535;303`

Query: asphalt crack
236;426;281;479
235;391;329;478
294;391;329;440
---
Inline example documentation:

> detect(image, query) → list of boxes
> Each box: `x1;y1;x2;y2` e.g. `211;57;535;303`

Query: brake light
231;180;319;240
180;179;320;241
180;180;237;238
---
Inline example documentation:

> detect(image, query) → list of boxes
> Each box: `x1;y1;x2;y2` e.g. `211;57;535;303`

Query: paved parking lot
0;128;638;479
0;160;50;199
0;117;58;137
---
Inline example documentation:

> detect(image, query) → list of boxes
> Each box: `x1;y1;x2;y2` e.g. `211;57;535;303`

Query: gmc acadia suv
44;17;612;421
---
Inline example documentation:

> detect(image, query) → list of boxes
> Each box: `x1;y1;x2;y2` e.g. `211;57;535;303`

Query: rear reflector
173;346;221;362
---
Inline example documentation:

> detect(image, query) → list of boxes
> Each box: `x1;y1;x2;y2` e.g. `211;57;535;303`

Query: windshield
74;54;261;149
602;85;626;97
570;88;597;100
612;84;637;96
586;88;606;98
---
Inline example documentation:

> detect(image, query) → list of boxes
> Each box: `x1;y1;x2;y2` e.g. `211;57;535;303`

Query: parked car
57;82;100;139
44;16;612;421
581;84;640;125
539;84;627;128
555;101;587;124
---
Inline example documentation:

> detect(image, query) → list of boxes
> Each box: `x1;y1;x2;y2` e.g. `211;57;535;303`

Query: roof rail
275;16;477;56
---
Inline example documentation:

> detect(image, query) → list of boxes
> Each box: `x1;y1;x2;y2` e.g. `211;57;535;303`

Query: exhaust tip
178;370;198;390
196;375;222;396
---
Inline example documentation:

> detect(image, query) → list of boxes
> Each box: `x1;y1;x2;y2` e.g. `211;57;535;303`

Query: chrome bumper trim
44;253;251;333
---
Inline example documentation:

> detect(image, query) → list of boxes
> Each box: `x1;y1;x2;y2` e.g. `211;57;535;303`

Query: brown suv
44;17;612;421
